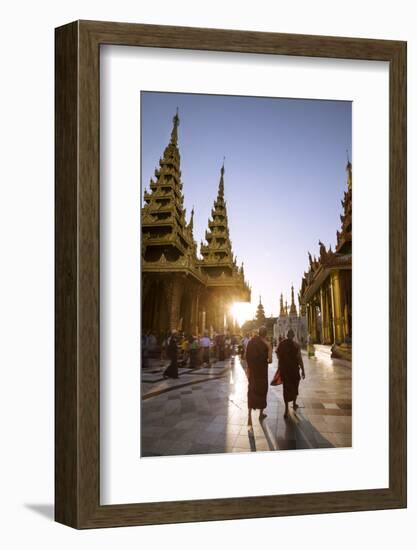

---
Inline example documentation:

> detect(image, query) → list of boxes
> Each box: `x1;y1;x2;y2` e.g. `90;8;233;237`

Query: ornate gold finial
218;159;225;197
290;284;297;315
170;108;180;145
189;206;194;231
346;152;352;192
280;293;286;316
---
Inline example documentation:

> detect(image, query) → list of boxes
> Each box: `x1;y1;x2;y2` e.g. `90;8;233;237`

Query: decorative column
325;285;333;343
330;271;345;344
201;309;206;335
308;301;317;343
194;292;200;336
320;287;327;344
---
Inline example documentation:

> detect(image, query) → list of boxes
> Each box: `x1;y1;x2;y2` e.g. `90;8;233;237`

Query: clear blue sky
141;91;351;320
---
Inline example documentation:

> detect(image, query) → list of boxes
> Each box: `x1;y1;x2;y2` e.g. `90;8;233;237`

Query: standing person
246;326;272;426
163;331;179;379
179;334;189;367
189;335;200;368
216;333;225;361
276;329;306;418
200;332;211;367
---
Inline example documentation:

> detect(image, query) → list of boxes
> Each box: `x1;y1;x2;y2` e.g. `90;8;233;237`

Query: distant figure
276;329;305;418
189;335;200;368
163;331;179;379
225;334;232;358
179;335;189;367
246;326;272;426
200;332;211;366
216;334;225;361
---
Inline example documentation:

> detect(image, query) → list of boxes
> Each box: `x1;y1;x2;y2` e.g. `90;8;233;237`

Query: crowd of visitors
142;326;306;421
141;330;239;377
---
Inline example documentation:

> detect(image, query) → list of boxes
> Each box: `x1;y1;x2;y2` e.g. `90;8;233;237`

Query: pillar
330;271;345;344
194;293;200;336
168;276;182;331
320;288;327;344
201;309;206;335
325;285;334;343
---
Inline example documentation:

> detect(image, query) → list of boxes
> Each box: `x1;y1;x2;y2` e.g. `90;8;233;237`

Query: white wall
0;0;415;547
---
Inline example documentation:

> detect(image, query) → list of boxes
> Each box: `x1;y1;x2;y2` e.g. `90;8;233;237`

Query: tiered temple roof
142;110;198;265
142;112;250;300
256;296;266;324
336;160;352;254
289;285;298;316
198;164;250;298
300;160;352;302
200;164;234;268
278;289;298;317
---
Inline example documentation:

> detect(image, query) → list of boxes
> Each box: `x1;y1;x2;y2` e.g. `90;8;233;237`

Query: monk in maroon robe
276;329;305;418
246;326;272;426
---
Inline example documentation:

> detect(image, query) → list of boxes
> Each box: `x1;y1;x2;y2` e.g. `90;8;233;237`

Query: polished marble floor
141;350;352;457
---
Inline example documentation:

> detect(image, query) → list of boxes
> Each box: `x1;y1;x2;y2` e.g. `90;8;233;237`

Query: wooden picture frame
55;20;407;529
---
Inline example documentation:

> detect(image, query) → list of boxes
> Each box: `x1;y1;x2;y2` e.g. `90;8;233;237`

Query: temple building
300;160;352;360
274;287;307;344
141;111;250;337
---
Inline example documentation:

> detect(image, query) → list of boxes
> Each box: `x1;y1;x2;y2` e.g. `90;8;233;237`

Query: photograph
140;91;352;457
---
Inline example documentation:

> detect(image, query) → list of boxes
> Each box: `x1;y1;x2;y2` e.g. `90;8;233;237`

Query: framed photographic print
55;20;406;528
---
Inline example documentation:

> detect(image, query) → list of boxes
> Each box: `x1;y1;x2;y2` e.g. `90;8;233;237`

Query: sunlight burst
230;302;253;328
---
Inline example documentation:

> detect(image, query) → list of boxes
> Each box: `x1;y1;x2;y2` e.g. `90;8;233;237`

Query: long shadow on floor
263;410;335;451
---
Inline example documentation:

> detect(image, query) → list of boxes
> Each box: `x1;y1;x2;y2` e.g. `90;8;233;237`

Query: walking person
276;329;306;418
163;331;179;379
246;326;272;427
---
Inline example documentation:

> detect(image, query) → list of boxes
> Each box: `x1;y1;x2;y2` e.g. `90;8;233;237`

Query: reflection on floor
141;351;352;457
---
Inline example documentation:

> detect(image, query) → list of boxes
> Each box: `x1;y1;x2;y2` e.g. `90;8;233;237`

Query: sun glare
231;302;253;328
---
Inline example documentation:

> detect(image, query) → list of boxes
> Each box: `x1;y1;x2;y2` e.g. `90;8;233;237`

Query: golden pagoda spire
279;293;286;316
142;110;196;262
289;285;297;315
199;161;234;269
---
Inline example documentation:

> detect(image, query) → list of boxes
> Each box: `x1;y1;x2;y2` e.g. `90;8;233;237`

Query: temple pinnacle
218;159;225;198
189;206;194;231
170;108;180;145
290;284;297;315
